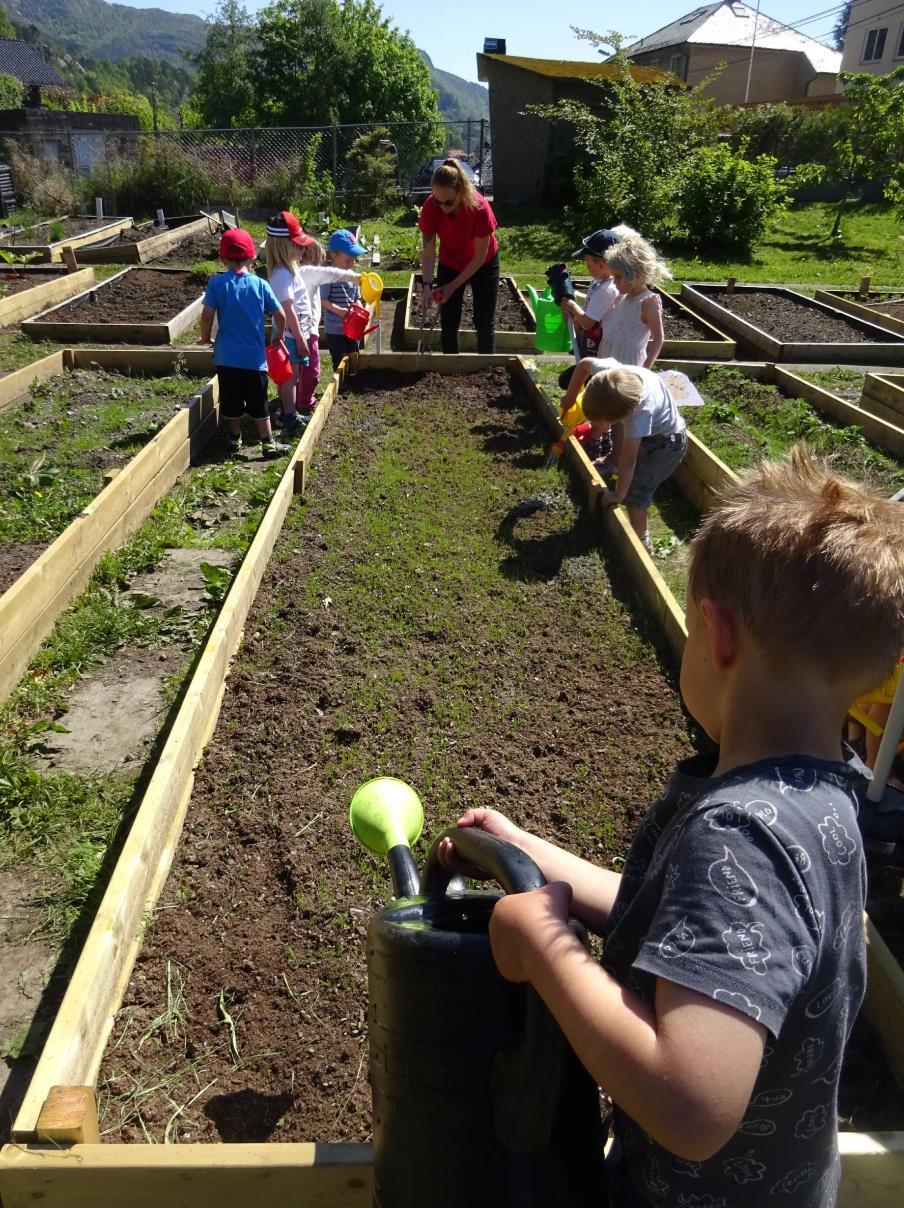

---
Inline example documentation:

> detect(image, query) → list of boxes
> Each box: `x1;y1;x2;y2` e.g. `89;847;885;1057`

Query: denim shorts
624;429;688;509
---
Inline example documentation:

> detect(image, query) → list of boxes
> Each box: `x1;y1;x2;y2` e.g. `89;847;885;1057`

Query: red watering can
266;340;294;385
343;301;379;342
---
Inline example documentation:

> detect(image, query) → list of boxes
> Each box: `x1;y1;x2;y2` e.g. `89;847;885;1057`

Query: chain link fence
0;118;492;200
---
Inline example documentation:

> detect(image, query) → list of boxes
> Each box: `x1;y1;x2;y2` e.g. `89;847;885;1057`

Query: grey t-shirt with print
601;749;868;1208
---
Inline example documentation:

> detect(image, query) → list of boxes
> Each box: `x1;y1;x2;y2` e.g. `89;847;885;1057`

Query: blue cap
571;229;619;259
328;229;367;257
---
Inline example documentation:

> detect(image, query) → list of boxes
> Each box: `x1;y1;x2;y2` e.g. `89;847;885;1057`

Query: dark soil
699;287;891;344
0;272;70;296
411;275;534;331
0;542;45;593
0;218;128;246
661;298;714;342
862;298;904;319
43;270;203;324
151;230;222;266
99;366;693;1144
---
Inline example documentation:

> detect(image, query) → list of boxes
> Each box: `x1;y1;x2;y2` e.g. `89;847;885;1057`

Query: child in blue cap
321;228;367;369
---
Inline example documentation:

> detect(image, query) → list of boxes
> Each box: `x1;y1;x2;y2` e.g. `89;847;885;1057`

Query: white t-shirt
588;361;685;439
268;264;359;338
584;277;619;325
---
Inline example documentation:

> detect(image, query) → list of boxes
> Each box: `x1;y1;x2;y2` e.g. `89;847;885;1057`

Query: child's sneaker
283;410;307;435
271;410;284;429
226;433;241;454
260;438;289;460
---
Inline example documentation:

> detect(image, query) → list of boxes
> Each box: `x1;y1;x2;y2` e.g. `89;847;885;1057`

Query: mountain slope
6;0;206;65
420;49;488;123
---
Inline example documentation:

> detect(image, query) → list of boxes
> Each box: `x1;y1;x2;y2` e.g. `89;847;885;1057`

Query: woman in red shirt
419;159;500;354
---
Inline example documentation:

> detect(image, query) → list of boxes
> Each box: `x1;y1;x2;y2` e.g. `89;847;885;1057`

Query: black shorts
217;366;269;420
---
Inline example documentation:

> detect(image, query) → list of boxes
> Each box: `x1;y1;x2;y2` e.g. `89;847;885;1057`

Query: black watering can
350;778;606;1208
545;262;576;307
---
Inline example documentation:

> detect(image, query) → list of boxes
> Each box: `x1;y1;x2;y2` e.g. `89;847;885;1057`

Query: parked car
407;157;479;206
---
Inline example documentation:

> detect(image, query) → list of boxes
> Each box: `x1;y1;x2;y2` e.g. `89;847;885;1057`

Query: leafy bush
0;72;24;109
82;144;217;217
249;133;335;213
529;33;718;239
343;126;399;216
723;103;850;167
675;142;786;251
6;144;77;216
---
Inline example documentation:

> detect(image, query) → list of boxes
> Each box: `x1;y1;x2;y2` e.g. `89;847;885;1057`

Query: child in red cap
200;228;288;458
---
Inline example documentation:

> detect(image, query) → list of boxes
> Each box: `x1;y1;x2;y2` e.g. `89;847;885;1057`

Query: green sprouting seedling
50;222;64;242
199;561;230;604
0;246;42;275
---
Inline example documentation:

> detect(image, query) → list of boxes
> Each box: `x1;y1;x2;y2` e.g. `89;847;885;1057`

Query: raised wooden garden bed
0;348;218;705
814;289;904;339
0;354;899;1207
22;268;205;344
680;284;904;364
861;372;904;428
0;216;134;263
0;265;95;326
402;273;535;350
75;216;218;266
569;281;737;359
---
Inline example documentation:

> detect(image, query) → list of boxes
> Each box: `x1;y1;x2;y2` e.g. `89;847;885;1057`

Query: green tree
0;2;16;38
797;68;904;238
833;2;852;50
192;0;257;129
0;71;24;109
530;29;718;238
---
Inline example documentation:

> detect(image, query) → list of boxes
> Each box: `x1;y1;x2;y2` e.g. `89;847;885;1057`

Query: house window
896;26;904;58
863;27;887;61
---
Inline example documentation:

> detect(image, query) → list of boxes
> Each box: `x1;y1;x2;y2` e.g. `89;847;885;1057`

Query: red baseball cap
266;210;314;247
219;228;257;261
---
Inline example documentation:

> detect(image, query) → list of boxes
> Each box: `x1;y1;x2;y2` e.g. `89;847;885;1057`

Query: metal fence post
67;130;75;174
331;124;338;186
478;118;485;184
466;118;472;161
249;127;257;183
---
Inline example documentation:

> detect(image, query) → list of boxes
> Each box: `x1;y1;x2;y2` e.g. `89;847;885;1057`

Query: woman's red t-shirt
418;193;499;273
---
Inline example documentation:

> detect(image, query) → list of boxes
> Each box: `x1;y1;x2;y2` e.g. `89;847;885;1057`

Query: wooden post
726;277;736;293
61;245;79;273
35;1086;100;1145
859;275;872;298
293;454;307;496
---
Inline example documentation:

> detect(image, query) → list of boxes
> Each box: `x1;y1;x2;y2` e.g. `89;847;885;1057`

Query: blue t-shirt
320;279;360;335
603;748;868;1208
203;270;281;371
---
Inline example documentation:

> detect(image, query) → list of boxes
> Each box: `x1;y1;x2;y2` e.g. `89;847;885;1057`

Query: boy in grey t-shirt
439;449;904;1207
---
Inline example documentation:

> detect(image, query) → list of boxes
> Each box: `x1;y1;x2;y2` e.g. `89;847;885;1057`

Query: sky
120;1;849;83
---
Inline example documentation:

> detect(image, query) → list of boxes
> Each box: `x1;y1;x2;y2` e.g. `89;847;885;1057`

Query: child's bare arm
281;300;307;352
199;304;215;344
438;809;621;932
642;295;665;368
491;883;766;1160
559;358;597;410
270;304;286;343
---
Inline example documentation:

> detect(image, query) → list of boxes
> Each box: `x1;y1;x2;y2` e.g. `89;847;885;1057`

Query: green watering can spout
350;777;424;899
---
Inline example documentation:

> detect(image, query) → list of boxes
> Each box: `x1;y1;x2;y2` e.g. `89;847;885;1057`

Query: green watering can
526;284;573;354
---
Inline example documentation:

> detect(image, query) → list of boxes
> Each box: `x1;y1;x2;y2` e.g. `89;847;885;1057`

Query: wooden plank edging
10;375;341;1141
0;267;96;327
814;290;904;339
0;377;219;706
76;216;215;265
0;349;66;415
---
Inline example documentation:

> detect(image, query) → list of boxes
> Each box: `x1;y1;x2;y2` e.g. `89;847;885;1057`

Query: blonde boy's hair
300;239;326;266
689;447;904;689
265;236;298;276
582;367;644;423
605;233;671;287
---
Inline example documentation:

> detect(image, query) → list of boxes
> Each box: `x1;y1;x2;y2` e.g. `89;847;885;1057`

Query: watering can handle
421;827;546;898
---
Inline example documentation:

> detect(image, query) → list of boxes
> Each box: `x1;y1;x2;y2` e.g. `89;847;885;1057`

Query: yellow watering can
549;390;589;458
358;271;384;352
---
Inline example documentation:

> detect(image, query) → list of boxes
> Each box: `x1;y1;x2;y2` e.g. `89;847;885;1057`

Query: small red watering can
266;339;294;385
343;301;379;342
